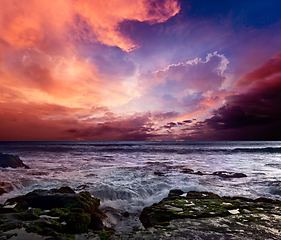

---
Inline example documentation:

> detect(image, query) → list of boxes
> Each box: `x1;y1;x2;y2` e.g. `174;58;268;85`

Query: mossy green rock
60;210;91;234
19;208;41;221
6;187;100;214
140;189;281;228
3;187;105;235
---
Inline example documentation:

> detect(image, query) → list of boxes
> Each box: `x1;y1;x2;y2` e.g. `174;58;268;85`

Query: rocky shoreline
1;186;281;240
1;153;281;239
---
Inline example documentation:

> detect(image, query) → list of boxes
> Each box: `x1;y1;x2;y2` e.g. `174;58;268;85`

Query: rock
3;186;106;234
0;188;6;196
14;201;29;212
140;189;281;229
89;209;106;231
154;171;165;176
102;207;123;230
0;219;22;232
181;168;194;174
122;211;129;218
19;208;41;221
0;182;14;194
6;187;100;214
60;209;91;234
45;237;71;240
0;153;29;169
39;227;58;236
213;171;247;178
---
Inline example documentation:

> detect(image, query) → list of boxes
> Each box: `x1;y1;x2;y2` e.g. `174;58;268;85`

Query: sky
1;0;281;141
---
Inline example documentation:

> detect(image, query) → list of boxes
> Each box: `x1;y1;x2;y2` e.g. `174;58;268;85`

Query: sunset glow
1;0;281;141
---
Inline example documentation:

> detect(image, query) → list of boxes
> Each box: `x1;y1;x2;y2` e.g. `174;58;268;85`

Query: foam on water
1;141;281;214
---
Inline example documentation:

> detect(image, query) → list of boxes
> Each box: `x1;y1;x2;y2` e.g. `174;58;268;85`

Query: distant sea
1;141;281;228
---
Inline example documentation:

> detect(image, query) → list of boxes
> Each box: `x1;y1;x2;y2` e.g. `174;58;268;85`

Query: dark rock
132;226;140;231
39;227;58;236
254;197;281;204
213;171;247;178
168;189;184;197
181;168;194;174
0;153;29;169
0;182;14;194
122;211;129;217
89;209;106;230
51;186;75;194
0;219;22;232
4;187;106;234
6;187;100;214
45;236;71;240
154;171;165;176
46;208;70;217
140;189;281;229
14;201;29;212
0;207;17;214
19;208;41;221
60;211;91;234
0;188;6;196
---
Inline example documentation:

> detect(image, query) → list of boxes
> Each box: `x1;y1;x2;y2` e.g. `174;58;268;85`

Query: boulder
6;187;100;214
60;209;91;234
0;153;29;169
2;186;106;235
140;189;281;228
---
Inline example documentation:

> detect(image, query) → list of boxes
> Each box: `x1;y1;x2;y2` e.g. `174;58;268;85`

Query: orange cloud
0;0;180;52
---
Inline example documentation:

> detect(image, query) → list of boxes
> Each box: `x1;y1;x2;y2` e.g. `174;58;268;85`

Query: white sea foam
1;141;281;212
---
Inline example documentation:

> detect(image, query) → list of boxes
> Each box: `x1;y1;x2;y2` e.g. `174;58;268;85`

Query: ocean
1;141;281;230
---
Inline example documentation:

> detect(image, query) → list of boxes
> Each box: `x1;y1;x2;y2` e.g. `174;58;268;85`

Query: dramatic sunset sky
1;0;281;141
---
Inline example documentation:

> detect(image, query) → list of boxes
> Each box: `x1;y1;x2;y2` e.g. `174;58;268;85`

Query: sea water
1;141;281;217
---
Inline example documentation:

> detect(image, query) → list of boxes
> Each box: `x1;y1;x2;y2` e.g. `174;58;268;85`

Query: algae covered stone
140;189;281;228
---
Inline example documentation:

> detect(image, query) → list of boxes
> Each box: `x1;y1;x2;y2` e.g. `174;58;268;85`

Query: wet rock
122;211;129;218
0;219;22;232
46;236;71;240
140;189;281;229
181;168;194;174
0;153;29;169
39;227;58;236
89;209;106;231
19;208;41;221
213;171;247;178
0;188;6;196
102;207;123;230
154;171;165;176
2;187;106;235
14;201;29;212
60;209;91;234
6;187;100;214
0;182;14;194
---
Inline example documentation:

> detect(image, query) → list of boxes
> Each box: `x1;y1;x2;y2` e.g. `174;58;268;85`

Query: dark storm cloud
193;53;281;140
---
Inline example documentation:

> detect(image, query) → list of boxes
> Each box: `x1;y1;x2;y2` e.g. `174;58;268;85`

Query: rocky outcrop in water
137;189;281;240
0;187;108;239
179;166;247;178
0;153;29;169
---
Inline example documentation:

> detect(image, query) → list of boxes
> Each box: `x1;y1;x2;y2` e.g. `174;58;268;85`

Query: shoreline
1;187;281;240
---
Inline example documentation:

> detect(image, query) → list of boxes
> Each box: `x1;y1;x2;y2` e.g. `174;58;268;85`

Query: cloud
183;53;281;140
128;52;228;118
236;53;281;88
0;0;180;52
138;52;229;95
